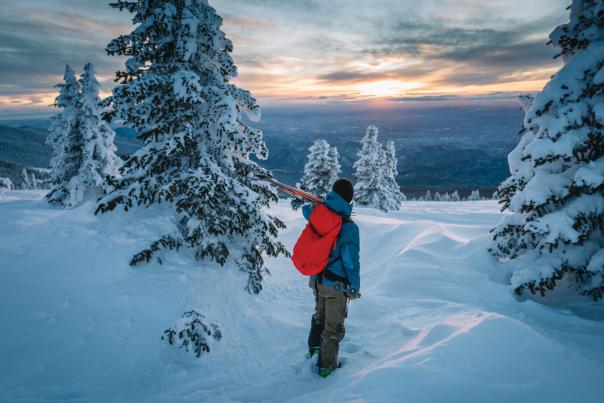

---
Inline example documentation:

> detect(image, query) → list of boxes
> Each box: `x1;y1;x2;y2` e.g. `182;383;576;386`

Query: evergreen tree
327;146;342;188
77;63;123;194
451;190;461;202
491;0;604;301
354;125;388;211
96;0;287;293
45;65;82;206
45;64;121;207
292;139;340;210
0;177;13;199
424;190;432;201
383;140;406;209
468;190;481;201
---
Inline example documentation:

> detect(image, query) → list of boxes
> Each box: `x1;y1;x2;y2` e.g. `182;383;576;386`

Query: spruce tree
383;140;405;209
46;65;82;206
292;139;340;210
46;64;122;208
354;125;388;211
327;145;342;188
97;0;287;293
78;63;122;194
491;0;604;301
0;177;13;199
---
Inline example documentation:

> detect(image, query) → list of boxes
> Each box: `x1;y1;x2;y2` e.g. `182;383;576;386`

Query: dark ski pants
308;280;348;370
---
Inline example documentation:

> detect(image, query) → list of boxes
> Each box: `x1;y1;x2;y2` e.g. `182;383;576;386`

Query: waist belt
321;269;350;286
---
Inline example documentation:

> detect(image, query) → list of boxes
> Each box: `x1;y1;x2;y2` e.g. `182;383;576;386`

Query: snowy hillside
0;191;602;402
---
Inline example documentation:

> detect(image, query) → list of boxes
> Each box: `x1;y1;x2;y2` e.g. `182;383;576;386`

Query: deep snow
0;191;602;402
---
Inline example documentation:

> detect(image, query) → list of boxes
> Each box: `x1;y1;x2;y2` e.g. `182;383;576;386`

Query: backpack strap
322;268;350;286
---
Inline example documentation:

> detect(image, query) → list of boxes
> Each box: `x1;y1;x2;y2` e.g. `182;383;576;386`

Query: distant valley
0;103;523;197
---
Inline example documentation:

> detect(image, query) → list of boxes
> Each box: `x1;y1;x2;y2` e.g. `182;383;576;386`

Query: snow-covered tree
451;190;461;202
468;190;481;201
327;146;342;186
354;125;384;208
45;64;121;207
292;139;340;210
491;0;604;301
45;65;82;206
77;63;122;194
383;140;406;208
434;192;442;201
0;177;13;199
354;125;397;211
96;0;287;293
424;190;432;201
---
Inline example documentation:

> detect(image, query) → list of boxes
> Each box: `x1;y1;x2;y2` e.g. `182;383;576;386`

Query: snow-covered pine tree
96;0;287;293
451;190;461;201
77;63;122;194
383;140;406;209
491;0;604;301
424;190;432;201
45;64;122;207
434;192;442;201
354;125;389;211
45;65;82;206
0;177;13;199
327;146;342;188
292;139;340;210
468;190;481;201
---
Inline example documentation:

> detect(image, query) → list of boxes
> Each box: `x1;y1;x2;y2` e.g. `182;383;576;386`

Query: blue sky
0;0;569;118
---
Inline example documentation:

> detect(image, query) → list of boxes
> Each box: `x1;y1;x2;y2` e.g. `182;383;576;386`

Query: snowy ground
1;191;602;402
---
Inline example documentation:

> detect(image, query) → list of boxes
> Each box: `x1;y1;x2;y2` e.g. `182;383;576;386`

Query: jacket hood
324;191;353;217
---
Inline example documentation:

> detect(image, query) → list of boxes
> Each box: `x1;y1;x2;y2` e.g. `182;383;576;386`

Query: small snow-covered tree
354;129;405;210
77;63;122;195
292;139;340;210
434;192;442;201
0;177;13;199
45;65;82;205
491;0;604;301
354;125;393;211
468;190;481;201
382;140;406;209
327;146;342;186
45;64;121;207
96;0;287;293
451;190;461;201
424;190;432;201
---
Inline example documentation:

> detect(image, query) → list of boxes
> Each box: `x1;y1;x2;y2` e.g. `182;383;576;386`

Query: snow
1;191;602;402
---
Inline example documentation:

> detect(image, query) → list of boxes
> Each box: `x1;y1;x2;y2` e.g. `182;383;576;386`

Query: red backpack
291;204;343;276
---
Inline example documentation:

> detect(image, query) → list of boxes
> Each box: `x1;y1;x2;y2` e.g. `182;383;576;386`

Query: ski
254;173;323;205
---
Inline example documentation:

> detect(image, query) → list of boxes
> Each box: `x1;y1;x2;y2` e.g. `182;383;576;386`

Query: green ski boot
307;347;320;359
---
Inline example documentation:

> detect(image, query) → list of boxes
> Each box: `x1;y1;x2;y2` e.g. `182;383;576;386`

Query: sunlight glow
356;80;424;98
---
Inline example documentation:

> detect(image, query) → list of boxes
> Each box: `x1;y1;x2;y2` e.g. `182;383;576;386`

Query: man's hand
346;288;361;300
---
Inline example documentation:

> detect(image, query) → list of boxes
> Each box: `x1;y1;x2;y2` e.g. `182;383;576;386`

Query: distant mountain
0;103;523;197
0;125;143;169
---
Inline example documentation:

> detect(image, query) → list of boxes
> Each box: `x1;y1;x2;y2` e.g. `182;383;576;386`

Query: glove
346;288;361;300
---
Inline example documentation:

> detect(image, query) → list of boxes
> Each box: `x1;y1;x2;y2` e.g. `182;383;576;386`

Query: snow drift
0;191;602;402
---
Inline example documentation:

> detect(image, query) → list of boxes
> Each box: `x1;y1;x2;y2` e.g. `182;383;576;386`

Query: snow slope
0;192;602;402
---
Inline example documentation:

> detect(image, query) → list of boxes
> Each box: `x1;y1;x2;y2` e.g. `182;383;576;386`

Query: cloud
0;0;570;117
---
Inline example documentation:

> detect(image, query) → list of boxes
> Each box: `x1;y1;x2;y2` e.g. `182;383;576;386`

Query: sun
356;80;423;98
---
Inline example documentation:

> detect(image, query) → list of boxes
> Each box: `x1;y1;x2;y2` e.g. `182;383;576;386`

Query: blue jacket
302;191;361;292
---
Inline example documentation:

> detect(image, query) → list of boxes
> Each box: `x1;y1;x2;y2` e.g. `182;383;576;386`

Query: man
303;178;361;377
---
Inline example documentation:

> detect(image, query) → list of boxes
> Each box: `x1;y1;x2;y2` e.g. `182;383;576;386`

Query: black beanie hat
332;178;354;203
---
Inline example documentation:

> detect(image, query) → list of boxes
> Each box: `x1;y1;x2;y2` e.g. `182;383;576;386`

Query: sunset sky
0;0;569;118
